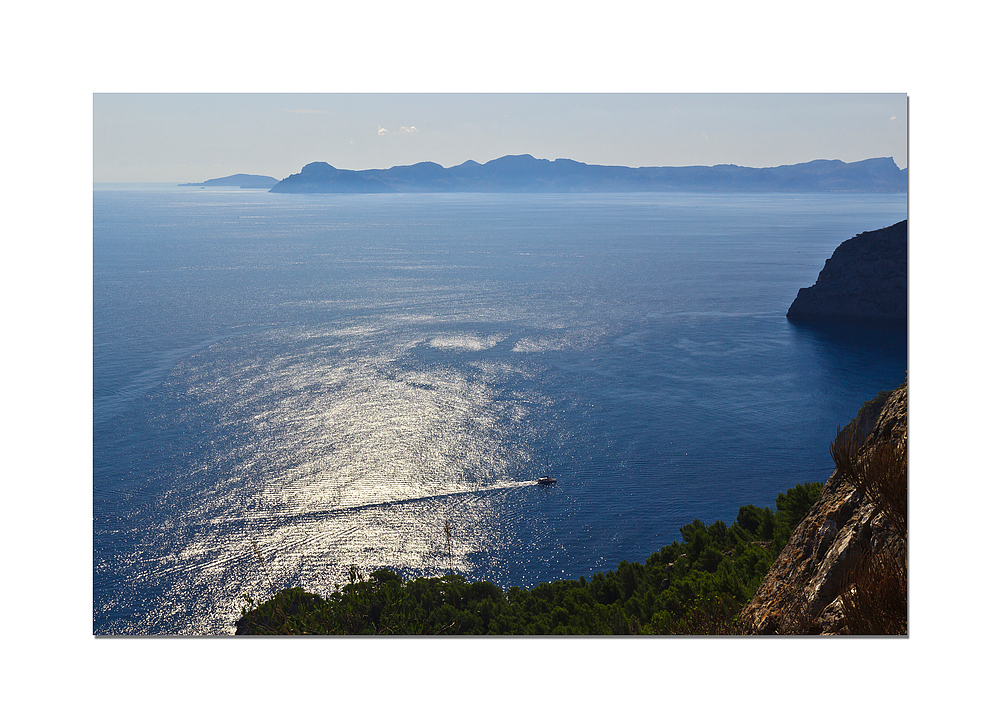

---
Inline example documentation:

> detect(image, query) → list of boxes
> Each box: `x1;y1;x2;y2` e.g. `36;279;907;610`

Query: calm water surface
93;189;906;634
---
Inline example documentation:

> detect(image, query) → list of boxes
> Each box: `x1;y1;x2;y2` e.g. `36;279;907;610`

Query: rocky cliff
740;378;907;634
786;220;907;324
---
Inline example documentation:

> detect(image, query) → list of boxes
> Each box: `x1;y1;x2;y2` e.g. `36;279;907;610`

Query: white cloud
377;125;388;136
394;125;418;135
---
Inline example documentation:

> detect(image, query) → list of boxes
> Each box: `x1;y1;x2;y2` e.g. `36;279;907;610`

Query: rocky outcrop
786;220;907;324
740;378;907;634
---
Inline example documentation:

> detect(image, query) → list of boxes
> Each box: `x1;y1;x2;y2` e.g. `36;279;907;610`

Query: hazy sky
94;93;907;184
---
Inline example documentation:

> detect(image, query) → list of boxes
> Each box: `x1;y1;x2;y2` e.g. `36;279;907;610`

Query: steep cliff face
787;220;907;323
740;379;907;634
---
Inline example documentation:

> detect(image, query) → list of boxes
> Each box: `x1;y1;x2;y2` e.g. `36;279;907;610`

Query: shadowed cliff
787;220;907;324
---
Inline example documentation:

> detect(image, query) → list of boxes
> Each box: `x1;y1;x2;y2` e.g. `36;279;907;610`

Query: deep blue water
93;188;906;634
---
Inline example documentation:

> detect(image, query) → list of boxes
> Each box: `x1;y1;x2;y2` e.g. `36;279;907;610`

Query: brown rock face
786;221;907;323
739;379;907;634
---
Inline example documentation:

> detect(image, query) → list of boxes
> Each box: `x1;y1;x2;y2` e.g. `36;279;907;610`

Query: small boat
537;475;556;486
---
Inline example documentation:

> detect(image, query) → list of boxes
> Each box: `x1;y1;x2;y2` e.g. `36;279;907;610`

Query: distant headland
180;155;907;194
179;173;279;189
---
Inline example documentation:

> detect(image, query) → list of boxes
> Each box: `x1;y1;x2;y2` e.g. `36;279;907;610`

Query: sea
93;188;907;634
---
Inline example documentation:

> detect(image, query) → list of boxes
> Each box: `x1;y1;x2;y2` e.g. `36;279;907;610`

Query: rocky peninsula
787;220;907;324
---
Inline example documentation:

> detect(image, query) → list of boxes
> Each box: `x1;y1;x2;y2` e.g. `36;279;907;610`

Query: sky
94;93;907;184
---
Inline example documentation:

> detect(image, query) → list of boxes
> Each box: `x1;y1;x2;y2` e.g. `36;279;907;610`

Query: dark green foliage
775;482;823;529
772;481;823;545
736;504;774;540
238;482;823;635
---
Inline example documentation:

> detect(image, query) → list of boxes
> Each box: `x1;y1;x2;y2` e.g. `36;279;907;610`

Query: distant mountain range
268;155;907;194
179;173;279;189
180;156;907;194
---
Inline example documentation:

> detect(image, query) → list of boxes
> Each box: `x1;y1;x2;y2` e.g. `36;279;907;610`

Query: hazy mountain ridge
267;155;907;194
